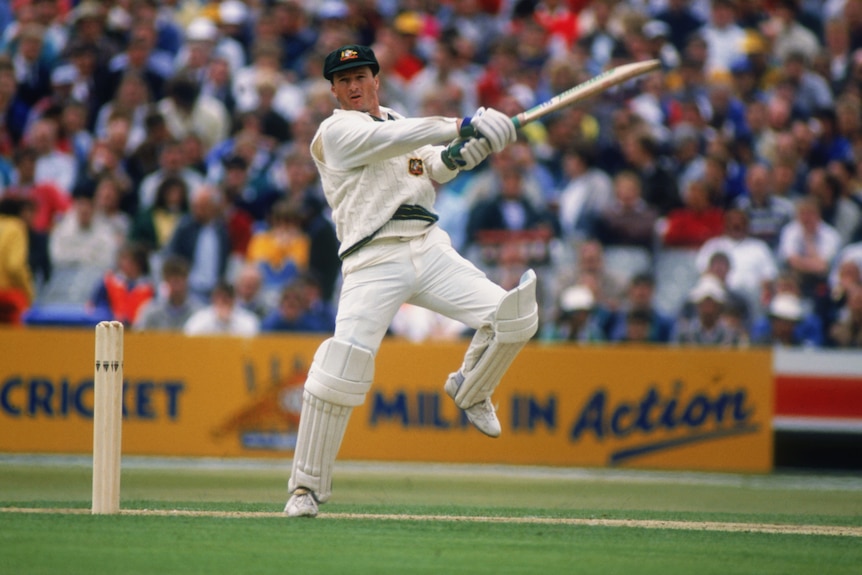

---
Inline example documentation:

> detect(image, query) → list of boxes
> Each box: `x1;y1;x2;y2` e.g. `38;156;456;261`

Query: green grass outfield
2;456;861;575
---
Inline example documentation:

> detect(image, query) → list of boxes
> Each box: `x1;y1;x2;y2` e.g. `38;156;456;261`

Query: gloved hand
441;137;492;171
467;107;516;153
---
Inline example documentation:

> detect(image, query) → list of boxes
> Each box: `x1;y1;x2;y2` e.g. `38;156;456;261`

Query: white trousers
335;226;506;354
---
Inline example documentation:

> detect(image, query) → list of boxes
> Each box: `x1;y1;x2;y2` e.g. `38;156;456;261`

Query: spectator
138;139;205;210
809;108;854;169
219;153;276;225
183;280;260;337
619;129;681;216
669;123;706;196
408;33;477;118
697;209;778;318
751;291;822;347
661;179;725;248
80;114;136;213
167;186;231;300
247;199;310;301
0;196;35;324
829;247;862;312
27;117;78;194
607;272;674;343
692;250;753;324
214;0;251;68
654;0;704;55
269;147;340;303
543;284;607;343
24;63;79;131
174;16;220;82
9;23;52;108
823;17;852;93
93;174;131;245
88;241;155;325
197;54;237;117
777;196;842;300
233;39;302;123
701;0;747;74
829;284;862;347
673;274;747;347
806;167;862;247
270;0;318;80
93;72;152;152
466;162;558;248
576;0;625;75
233;262;268;320
126;110;172;194
476;37;521;110
3;146;69;234
59;100;95;172
49;184;117;271
129;175;189;253
641;20;681;71
556;143;614;244
763;1;821;66
567;239;627;313
158;72;229;155
134;254;203;331
593;170;659;248
261;280;329;333
251;70;293;146
733;162;796;250
0;55;28;152
103;22;172;105
778;51;834;118
63;6;119;105
618;308;654;343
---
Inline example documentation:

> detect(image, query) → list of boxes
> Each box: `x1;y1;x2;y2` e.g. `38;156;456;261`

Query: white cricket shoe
284;488;318;518
445;377;502;438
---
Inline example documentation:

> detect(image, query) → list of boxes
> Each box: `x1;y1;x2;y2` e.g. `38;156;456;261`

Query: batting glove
458;107;485;139
441;137;492;171
469;107;516;153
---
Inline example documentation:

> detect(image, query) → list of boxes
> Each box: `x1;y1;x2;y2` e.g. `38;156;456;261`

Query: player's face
331;66;380;116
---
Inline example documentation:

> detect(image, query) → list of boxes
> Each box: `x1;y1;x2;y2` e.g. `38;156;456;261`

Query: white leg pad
289;338;374;502
446;269;538;408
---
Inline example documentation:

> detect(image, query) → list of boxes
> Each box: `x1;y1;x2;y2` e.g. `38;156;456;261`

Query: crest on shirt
408;158;424;176
340;49;359;61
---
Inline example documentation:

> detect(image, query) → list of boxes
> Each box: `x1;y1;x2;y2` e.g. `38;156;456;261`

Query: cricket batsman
285;45;539;517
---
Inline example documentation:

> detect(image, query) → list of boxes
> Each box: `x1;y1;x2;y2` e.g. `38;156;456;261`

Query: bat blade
512;59;661;128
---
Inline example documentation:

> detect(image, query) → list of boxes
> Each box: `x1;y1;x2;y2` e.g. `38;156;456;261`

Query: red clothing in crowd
4;182;70;233
102;271;155;324
662;207;726;248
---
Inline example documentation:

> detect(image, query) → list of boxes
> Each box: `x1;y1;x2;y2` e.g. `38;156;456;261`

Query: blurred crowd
0;0;861;348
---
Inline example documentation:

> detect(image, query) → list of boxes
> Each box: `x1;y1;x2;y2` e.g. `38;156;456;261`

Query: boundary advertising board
0;329;773;472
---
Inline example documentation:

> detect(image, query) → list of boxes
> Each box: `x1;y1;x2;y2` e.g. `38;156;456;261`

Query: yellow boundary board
0;329;772;472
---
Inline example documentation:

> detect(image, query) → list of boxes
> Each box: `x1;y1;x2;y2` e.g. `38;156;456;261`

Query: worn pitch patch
2;507;861;537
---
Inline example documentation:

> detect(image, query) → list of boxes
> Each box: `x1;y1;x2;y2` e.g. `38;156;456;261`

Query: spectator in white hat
673;273;747;346
543;284;607;343
751;291;822;346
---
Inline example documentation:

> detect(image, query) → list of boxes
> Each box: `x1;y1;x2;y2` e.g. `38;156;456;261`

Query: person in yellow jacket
246;199;309;291
0;197;35;324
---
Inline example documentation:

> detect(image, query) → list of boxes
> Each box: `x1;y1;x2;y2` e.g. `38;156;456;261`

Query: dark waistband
340;204;439;260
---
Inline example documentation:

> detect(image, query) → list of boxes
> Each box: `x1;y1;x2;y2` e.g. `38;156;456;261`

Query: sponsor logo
212;356;306;451
569;381;759;465
369;379;761;465
0;376;185;420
